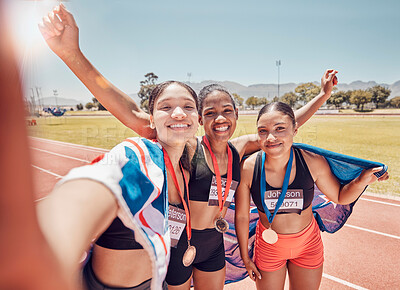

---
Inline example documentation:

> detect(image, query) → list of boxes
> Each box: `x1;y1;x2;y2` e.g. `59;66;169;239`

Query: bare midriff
258;206;313;234
91;244;152;287
189;200;229;230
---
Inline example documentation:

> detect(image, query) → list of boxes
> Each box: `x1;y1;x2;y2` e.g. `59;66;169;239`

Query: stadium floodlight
276;60;281;98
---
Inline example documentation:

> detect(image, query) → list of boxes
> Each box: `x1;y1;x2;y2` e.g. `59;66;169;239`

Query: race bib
264;189;304;214
168;205;186;248
208;176;239;207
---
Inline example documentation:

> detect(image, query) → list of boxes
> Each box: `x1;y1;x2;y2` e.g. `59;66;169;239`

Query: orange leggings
254;218;324;272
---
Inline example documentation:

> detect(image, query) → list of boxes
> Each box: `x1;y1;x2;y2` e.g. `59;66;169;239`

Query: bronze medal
214;216;229;233
262;228;278;244
182;244;196;267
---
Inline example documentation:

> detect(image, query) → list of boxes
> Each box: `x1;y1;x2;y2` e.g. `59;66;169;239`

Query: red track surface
30;137;400;289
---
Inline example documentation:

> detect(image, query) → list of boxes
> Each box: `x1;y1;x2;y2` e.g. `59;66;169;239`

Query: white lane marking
345;224;400;240
31;147;90;163
323;273;368;290
29;137;108;153
360;197;400;207
32;165;63;178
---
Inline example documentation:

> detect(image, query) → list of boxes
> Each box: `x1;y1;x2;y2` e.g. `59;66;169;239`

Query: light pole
276;60;281;98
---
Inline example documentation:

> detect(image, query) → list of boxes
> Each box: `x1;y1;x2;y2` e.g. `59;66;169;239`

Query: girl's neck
204;135;228;157
159;141;185;169
264;149;292;172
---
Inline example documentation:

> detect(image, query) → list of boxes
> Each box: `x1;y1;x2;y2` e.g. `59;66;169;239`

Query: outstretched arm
304;150;389;205
0;7;75;287
231;69;338;159
39;5;155;139
37;180;118;281
294;69;338;127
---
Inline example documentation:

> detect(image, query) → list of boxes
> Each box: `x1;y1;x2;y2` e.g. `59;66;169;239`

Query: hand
357;167;389;186
320;69;338;96
244;259;262;281
38;4;80;59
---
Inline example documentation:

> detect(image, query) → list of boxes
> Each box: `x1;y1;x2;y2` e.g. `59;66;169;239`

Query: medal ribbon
202;136;233;213
163;149;192;241
260;147;294;224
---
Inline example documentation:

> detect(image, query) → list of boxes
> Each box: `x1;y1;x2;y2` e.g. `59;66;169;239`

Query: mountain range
39;80;400;106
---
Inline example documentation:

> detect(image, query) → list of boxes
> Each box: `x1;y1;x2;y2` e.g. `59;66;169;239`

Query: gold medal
182;244;196;267
262;227;278;244
214;216;229;233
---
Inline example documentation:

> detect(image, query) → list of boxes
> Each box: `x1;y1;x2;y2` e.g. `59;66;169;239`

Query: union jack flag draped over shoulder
59;137;170;290
223;143;388;284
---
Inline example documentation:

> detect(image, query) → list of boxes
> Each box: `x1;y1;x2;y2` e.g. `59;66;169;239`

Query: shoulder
297;148;329;179
241;151;259;175
237;151;259;188
228;141;240;159
187;136;200;162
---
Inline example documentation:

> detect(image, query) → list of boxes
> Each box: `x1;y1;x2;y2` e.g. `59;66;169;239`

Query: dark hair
147;81;197;171
197;84;236;114
148;81;198;114
257;102;296;127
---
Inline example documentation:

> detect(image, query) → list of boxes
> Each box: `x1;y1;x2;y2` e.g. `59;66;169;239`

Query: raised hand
320;69;338;96
38;4;79;60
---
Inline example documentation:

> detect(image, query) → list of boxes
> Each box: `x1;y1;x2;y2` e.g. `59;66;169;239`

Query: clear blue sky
5;0;400;103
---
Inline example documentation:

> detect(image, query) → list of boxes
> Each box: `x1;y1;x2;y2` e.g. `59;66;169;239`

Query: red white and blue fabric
58;137;170;290
223;143;388;284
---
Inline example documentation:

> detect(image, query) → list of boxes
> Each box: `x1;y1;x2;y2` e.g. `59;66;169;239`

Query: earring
150;122;155;129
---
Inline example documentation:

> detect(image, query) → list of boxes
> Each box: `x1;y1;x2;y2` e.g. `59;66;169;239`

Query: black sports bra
96;166;187;250
189;138;240;202
250;147;314;215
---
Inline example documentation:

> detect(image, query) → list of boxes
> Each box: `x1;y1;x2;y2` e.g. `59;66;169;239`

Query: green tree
76;103;83;110
280;92;299;108
295;82;320;103
390;96;400;108
368;85;391;108
138;72;158;112
272;96;280;103
327;90;351;109
349;90;372;111
232;93;244;107
92;97;107;111
245;96;259;109
85;102;95;110
258;97;268;106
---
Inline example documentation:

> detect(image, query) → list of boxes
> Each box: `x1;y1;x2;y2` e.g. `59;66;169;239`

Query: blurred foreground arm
0;3;74;288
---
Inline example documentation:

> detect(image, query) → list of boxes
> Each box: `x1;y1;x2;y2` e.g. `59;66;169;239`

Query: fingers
246;263;262;281
48;11;64;31
371;166;384;173
252;267;262;280
57;3;78;28
378;171;389;181
41;14;59;35
361;167;389;184
333;75;338;86
38;23;53;41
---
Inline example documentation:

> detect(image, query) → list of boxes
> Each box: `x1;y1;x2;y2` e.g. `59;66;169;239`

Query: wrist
59;47;82;63
319;90;331;99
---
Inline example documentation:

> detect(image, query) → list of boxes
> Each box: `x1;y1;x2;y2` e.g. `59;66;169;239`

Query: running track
30;137;400;289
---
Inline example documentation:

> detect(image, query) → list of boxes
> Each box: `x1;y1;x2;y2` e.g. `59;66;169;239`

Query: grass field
29;114;400;197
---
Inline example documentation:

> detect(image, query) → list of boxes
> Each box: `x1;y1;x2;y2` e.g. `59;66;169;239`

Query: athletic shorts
165;228;225;286
254;218;324;272
82;257;167;290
